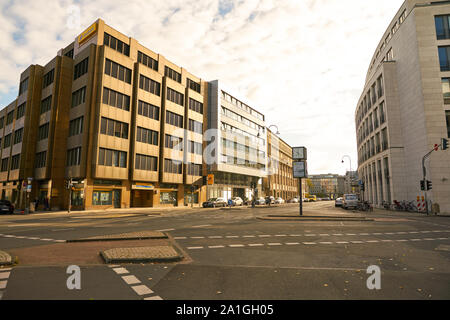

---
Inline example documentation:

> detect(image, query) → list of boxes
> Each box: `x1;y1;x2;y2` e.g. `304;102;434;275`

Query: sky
0;0;405;175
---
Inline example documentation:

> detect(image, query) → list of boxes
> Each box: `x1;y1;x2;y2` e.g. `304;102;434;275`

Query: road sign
293;161;307;178
207;174;214;185
292;147;307;161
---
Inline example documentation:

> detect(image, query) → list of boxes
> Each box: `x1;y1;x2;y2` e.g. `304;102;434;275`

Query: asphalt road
1;201;449;300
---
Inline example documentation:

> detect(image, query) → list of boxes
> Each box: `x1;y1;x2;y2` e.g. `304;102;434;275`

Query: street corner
100;245;184;264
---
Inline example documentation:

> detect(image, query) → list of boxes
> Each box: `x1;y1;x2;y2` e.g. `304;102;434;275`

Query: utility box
432;203;440;215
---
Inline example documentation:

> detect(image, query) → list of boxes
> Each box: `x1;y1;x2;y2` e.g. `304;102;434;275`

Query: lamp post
341;155;353;195
267;125;280;198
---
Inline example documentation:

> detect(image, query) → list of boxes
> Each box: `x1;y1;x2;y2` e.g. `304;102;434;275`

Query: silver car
335;197;343;207
342;194;359;210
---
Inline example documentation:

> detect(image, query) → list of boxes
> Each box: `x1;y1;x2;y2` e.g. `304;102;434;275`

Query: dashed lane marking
111;265;162;300
0;234;65;243
122;275;141;285
112;267;129;275
144;296;163;300
132;285;154;296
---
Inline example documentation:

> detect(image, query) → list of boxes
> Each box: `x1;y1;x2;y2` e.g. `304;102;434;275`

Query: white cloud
0;0;405;174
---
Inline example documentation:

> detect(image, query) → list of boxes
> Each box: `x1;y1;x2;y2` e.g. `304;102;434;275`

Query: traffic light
420;180;425;191
426;180;432;191
360;182;365;191
442;138;449;150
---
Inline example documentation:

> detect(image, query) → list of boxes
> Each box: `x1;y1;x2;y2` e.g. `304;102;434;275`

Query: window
72;87;86;108
35;151;47;168
40;96;52;114
10;154;20;170
1;158;8;172
385;32;391;44
69;117;83;137
386;48;394;61
187;163;201;176
102;87;130;111
165;111;183;128
37;123;48;141
442;78;450;104
381;128;389;150
446;111;450;138
380;101;386;124
187;78;201;93
100;117;128;139
377;76;384;98
0;117;3;129
137;100;159;120
98;148;127;168
164;134;183;150
65;49;74;59
188;119;202;134
139;75;161;96
16;103;26;119
135;154;158;171
391;22;399;35
188;140;202;155
13;128;23;144
67;147;82;166
435;15;450;40
399;10;406;24
6;111;14;126
19;78;28;96
42;69;55;88
136;127;158;146
104;59;132;84
439;46;450;71
138;51;158;71
3;134;11;148
166;87;184;106
164;159;182;174
74;57;89;80
92;190;113;206
164;66;181;83
189;98;203;114
104;32;130;56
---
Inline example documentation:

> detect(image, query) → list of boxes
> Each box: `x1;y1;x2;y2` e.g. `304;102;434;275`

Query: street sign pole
299;178;303;216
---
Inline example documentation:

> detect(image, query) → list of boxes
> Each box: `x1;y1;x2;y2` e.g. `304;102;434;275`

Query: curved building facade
355;0;450;213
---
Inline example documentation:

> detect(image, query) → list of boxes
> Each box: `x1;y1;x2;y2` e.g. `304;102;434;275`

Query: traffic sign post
292;147;308;216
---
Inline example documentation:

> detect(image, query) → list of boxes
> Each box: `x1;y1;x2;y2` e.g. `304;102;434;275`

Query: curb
258;216;374;222
0;250;13;266
100;246;183;264
67;232;168;243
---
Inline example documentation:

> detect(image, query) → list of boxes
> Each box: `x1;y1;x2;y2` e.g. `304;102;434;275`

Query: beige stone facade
0;19;208;210
355;0;450;213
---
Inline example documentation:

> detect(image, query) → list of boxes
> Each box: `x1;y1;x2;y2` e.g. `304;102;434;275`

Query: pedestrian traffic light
420;180;425;191
361;182;365;191
426;180;432;190
442;138;449;150
434;144;439;151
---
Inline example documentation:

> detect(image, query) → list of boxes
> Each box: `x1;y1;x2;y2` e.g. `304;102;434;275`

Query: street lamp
341;155;352;172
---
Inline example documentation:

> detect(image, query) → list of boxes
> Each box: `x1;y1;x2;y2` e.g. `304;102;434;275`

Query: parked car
0;200;14;214
202;198;227;208
265;196;275;205
231;197;244;206
302;198;309;202
342;194;359;210
288;198;299;203
275;197;284;204
256;197;266;205
335;197;343;207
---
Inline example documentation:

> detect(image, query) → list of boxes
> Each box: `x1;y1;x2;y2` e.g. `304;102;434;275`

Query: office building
355;0;450;213
307;174;345;199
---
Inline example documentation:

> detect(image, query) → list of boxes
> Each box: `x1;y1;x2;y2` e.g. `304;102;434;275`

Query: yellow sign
78;22;97;45
207;174;214;185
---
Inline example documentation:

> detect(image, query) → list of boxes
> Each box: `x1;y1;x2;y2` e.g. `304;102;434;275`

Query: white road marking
248;244;264;247
122;275;141;285
144;296;163;300
131;285;154;296
40;239;54;241
192;225;212;228
366;240;379;243
268;243;282;246
289;234;302;237
157;229;175;232
395;240;408;242
275;235;287;237
209;236;223;239
305;234;316;237
397;232;408;234
226;236;239;239
174;237;187;240
113;268;129;275
319;234;330;236
373;233;383;235
208;245;225;249
243;235;256;238
381;240;393;242
410;239;421;241
0;268;11;272
320;242;333;245
229;244;245;248
108;265;120;268
191;237;205;239
0;272;10;280
286;242;300;245
187;247;204;250
351;241;364;244
303;242;316;245
359;233;369;235
258;235;271;238
0;281;7;290
336;241;349;244
385;233;395;235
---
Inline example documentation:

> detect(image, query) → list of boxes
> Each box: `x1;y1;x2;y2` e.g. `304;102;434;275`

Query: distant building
307;174;345;198
344;171;359;194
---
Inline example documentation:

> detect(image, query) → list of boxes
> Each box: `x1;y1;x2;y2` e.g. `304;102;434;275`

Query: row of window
358;128;389;164
188;119;203;134
104;32;130;56
221;138;265;158
166;87;184;106
41;96;52;114
138;51;158;71
189;98;203;114
42;69;54;89
165;134;182;150
165;66;181;83
98;147;127;168
221;91;265;121
105;59;132;84
72;87;86;108
38;123;49;141
136;127;158;146
138;100;159;120
16;103;25;119
187;163;202;176
2;127;24;149
221;106;265;133
102;87;131;111
139;74;161;96
220;154;265;170
356;75;384;128
100;117;129;139
187;79;201;94
188;140;202;155
19;78;28;96
220;122;265;146
166;110;183;128
67;147;81;167
135;154;157;171
74;58;89;80
69;117;84;137
164;158;182;174
358;101;386;145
